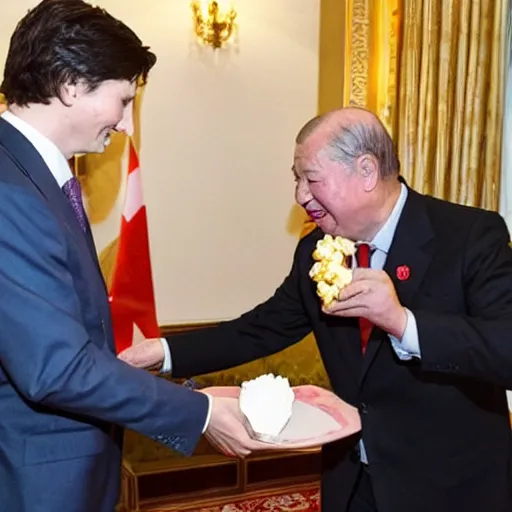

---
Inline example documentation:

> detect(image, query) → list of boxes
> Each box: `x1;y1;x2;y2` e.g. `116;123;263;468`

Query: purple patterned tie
62;176;87;232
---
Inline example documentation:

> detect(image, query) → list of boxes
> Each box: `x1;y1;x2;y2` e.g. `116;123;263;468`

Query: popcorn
309;234;355;306
239;373;295;437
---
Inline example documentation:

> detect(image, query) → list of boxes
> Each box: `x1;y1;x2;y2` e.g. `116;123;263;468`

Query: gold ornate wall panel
346;0;401;137
319;0;401;137
343;0;371;108
318;0;347;114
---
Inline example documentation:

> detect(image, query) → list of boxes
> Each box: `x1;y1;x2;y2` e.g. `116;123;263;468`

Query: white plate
204;385;361;450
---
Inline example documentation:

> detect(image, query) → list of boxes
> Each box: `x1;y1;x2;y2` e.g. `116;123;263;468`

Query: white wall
1;0;319;325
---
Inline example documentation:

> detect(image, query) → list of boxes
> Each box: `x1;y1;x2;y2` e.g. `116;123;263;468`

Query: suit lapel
0;119;85;243
361;187;436;381
325;314;364;385
83;215;108;294
0;119;112;345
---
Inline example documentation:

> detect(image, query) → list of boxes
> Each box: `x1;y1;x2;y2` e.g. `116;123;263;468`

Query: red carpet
195;487;319;512
150;484;320;512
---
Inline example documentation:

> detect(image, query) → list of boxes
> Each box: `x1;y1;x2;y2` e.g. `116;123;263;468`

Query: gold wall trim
344;0;370;107
160;321;220;336
318;0;401;137
317;0;346;114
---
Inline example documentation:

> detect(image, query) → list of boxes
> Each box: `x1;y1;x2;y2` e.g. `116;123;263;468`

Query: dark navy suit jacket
0;117;208;512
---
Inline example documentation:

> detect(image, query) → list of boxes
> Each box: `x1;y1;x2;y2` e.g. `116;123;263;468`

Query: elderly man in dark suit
121;106;512;512
0;1;265;511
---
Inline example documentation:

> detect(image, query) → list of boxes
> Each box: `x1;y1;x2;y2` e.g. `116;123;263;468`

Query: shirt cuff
388;308;421;360
158;339;210;432
202;393;212;433
159;338;173;373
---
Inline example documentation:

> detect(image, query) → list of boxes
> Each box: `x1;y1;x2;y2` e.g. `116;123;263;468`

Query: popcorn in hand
239;373;295;438
309;234;355;306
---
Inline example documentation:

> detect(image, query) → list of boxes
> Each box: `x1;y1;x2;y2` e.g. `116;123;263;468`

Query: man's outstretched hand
119;341;270;457
118;338;164;371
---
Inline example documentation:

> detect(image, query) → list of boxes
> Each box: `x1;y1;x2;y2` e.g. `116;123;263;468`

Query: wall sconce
190;1;238;50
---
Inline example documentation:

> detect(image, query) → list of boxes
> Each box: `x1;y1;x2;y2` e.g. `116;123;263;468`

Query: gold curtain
397;0;506;210
316;0;506;211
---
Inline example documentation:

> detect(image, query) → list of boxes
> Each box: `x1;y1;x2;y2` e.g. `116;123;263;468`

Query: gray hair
296;110;400;178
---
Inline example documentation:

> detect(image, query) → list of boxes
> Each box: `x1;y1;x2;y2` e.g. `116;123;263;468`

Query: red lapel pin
396;265;410;281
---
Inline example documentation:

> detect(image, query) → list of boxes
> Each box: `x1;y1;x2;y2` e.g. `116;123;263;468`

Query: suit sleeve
167;237;313;378
0;185;208;455
415;210;512;388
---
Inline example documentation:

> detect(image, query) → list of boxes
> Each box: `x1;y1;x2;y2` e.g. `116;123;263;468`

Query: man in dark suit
0;1;266;511
120;107;512;512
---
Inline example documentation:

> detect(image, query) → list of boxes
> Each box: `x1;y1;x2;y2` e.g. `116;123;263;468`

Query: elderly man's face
293;132;370;241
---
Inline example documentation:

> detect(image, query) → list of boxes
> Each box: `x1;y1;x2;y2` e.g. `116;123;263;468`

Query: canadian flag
109;139;160;353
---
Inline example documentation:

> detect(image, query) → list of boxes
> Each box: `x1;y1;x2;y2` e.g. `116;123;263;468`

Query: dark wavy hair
1;0;156;106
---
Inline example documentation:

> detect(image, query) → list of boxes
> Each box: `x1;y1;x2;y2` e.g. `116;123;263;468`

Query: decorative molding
160;321;220;337
345;0;371;107
318;0;347;113
340;0;401;139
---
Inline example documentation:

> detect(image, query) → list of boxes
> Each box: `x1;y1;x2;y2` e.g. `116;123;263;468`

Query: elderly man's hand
118;338;165;371
323;268;407;338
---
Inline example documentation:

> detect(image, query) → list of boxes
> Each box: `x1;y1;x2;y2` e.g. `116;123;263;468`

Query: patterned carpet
150;484;320;512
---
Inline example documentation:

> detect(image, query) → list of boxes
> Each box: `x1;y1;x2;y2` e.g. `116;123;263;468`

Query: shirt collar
1;110;73;188
369;182;408;254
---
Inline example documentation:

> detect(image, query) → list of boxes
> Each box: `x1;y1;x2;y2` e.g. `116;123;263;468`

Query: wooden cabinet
118;433;320;512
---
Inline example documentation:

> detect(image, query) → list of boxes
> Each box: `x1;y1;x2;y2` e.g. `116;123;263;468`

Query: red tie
356;243;373;354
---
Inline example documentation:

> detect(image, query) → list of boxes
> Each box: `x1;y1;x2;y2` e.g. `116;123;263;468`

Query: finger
117;349;132;361
205;429;246;457
213;438;249;458
323;294;369;314
121;341;164;368
234;448;250;457
323;305;367;318
245;439;274;454
118;346;144;361
352;268;390;287
351;268;374;281
328;293;366;310
117;353;139;366
338;281;368;301
205;436;225;454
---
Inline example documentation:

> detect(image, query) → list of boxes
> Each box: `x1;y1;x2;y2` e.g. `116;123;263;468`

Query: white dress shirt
1;110;72;187
369;183;421;358
160;339;212;432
